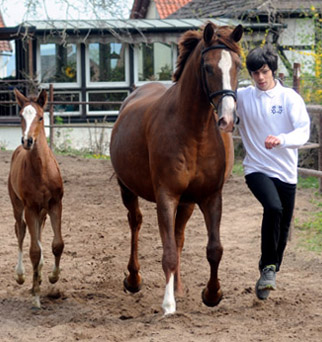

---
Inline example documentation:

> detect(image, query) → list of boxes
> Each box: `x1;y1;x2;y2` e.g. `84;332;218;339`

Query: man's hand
265;135;281;149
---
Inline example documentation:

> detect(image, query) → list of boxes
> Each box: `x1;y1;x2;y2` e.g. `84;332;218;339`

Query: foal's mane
173;24;241;82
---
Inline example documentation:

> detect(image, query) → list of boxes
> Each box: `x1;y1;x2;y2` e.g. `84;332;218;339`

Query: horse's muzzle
21;137;34;150
218;115;239;133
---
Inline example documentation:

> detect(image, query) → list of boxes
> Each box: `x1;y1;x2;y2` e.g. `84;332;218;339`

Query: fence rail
1;76;322;192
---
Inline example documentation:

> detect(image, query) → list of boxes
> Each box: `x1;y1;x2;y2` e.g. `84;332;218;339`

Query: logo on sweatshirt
271;105;283;115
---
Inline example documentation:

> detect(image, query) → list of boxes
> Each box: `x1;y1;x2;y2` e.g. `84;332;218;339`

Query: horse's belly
110;118;155;202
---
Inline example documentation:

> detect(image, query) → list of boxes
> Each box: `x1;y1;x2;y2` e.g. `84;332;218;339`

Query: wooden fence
1;67;322;192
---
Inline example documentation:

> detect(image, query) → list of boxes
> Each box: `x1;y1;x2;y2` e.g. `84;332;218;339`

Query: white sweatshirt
237;80;310;184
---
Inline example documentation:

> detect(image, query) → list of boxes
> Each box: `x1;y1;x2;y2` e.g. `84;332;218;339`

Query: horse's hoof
123;277;142;293
201;288;223;307
15;274;25;285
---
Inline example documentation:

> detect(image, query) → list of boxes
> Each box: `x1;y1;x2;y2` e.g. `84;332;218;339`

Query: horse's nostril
27;137;33;147
21;137;24;145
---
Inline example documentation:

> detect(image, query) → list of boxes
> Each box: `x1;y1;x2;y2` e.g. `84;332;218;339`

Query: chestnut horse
8;89;64;308
110;22;243;315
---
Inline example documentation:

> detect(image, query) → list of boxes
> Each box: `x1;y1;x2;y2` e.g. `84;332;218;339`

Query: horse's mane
172;24;241;82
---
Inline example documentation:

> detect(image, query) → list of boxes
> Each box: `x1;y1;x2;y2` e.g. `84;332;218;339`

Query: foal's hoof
201;288;223;307
49;268;60;284
123;277;142;293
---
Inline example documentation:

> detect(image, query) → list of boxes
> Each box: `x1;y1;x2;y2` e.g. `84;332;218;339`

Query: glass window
88;42;126;82
53;92;80;115
40;43;77;83
137;42;173;81
88;91;128;114
0;40;15;79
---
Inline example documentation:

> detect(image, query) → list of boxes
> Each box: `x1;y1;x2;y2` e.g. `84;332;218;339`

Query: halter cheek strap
201;44;237;109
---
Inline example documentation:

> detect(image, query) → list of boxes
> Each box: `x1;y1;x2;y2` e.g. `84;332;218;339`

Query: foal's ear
14;88;28;108
203;23;214;45
231;24;243;43
37;89;48;108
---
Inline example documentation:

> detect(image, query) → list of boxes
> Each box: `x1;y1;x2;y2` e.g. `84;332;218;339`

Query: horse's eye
39;117;43;122
205;64;214;75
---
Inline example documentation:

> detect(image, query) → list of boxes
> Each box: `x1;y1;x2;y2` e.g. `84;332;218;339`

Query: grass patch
296;193;322;253
297;176;319;189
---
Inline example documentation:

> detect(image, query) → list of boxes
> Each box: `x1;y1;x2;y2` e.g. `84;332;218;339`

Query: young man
237;45;310;300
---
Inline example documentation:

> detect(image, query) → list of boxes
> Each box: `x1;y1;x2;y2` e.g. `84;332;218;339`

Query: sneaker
255;279;270;300
257;264;277;291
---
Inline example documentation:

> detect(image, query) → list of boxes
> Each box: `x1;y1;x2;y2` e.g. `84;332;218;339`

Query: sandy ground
0;150;321;342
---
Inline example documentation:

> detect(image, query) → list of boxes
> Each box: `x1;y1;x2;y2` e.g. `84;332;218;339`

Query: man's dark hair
246;45;278;76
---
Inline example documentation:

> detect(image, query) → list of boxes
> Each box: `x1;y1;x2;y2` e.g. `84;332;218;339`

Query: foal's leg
48;200;64;284
174;203;195;296
156;190;179;315
118;179;143;293
8;186;27;285
199;193;223;307
24;207;43;308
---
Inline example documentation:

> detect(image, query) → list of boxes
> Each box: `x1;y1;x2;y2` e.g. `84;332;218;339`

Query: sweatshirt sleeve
277;93;310;149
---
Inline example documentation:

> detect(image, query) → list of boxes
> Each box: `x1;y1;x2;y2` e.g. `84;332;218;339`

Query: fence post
49;84;54;150
293;63;301;94
278;72;285;85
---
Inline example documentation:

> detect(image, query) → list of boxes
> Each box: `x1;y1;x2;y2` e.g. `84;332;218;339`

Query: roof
0;18;285;45
155;0;191;19
0;11;12;53
4;18;243;44
22;17;239;31
169;0;322;19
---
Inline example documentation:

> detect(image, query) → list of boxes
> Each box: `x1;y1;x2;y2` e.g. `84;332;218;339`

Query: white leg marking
15;250;25;284
22;105;37;140
162;273;176;315
218;50;235;114
38;240;44;273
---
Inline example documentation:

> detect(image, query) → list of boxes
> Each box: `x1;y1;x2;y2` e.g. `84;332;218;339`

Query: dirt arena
0;150;321;342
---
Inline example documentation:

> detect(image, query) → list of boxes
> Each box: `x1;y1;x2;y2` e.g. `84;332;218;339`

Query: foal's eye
39;117;43;122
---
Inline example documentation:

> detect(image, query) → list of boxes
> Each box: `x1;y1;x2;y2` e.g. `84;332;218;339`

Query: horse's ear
14;88;28;108
37;89;48;108
231;24;243;43
203;23;214;45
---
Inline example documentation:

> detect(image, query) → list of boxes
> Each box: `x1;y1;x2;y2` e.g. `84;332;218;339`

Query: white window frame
133;42;177;86
37;41;81;89
85;42;130;88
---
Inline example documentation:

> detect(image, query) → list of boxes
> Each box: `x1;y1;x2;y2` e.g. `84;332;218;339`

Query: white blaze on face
22;105;37;140
218;50;234;113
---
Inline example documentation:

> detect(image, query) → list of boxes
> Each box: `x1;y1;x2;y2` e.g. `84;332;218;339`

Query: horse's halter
201;44;237;111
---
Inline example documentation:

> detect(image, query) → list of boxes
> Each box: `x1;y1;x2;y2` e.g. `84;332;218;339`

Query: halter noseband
201;44;237;110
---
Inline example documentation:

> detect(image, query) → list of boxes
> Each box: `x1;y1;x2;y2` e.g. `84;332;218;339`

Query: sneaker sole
257;284;276;291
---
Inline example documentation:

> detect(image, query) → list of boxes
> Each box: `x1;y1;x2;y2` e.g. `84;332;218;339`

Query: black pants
245;172;296;272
